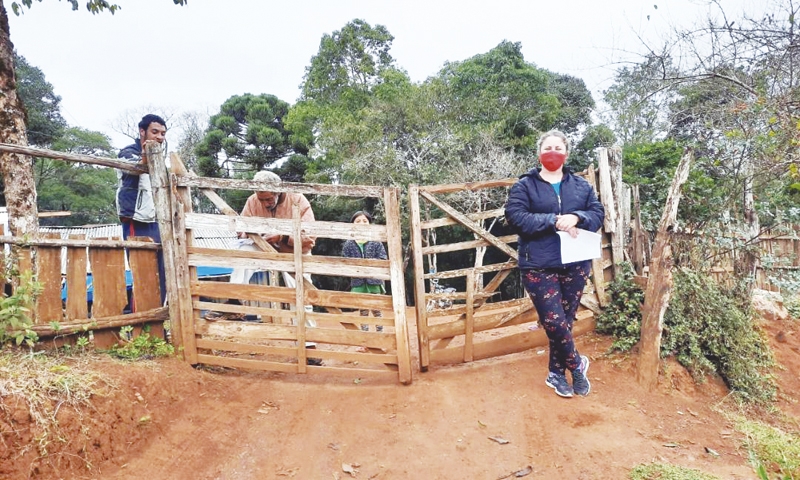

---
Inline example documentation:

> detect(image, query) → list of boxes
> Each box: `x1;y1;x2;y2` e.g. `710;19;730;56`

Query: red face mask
540;151;566;171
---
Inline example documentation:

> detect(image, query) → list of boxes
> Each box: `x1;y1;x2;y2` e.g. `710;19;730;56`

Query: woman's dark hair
138;113;167;132
350;210;373;223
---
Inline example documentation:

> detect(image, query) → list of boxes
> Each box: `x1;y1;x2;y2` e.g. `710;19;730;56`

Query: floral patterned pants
521;261;591;375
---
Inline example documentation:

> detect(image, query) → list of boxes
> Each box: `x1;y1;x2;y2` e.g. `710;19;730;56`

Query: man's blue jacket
116;140;156;222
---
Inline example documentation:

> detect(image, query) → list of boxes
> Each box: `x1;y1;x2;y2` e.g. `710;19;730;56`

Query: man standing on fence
116;114;168;306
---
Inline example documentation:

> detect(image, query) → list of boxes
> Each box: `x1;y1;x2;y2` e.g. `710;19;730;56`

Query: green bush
109;325;174;360
596;266;775;404
596;263;644;352
663;269;775;403
0;271;41;347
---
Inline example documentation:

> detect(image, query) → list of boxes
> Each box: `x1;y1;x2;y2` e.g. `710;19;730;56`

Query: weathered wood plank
194;300;297;320
464;275;475;362
427;297;530;319
585;163;608;307
168;153;195;360
421;234;517;255
430;317;596;364
35;233;63;323
89;246;128;318
0;236;159;249
385;187;413;384
306;289;394;310
187;248;391;279
128;236;161;311
196;318;396;350
32;307;169;337
0;142;147;174
175;175;385;198
419;178;517;195
185;212;387;242
196;318;298;340
408;185;430;372
292;201;309;372
65;234;89;321
419;208;507;230
146;144;187;357
196;354;398;377
193;281;296;303
307;311;395;327
424;261;517;280
419;190;518;260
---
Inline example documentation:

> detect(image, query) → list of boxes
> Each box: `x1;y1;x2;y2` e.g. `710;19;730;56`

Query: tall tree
429;41;594;153
300;18;395;107
0;0;185;237
36;126;117;225
13;51;65;146
195;93;304;177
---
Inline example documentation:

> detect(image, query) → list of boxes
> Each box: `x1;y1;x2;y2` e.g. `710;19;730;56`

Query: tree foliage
196;93;305;177
35;127;117;225
604;0;800;241
13;52;66;146
10;0;186;16
430;40;594;154
300;18;395;107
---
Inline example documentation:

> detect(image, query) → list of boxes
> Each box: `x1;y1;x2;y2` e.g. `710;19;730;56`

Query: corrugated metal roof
40;225;239;250
38;224;240;274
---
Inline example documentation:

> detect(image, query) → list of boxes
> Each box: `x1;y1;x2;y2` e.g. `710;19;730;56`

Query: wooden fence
163;153;413;384
408;167;615;371
0;230;166;347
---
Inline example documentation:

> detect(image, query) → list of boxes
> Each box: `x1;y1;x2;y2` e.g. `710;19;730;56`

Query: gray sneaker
545;372;574;398
572;355;591;396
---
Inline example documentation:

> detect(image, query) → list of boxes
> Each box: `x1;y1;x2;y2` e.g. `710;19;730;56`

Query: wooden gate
162;154;413;384
409;176;610;371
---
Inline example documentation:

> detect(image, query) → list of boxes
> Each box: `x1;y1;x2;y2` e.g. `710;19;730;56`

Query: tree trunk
0;1;38;237
637;148;693;390
736;157;759;289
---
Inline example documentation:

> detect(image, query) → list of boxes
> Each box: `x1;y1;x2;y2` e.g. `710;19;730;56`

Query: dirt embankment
1;316;798;480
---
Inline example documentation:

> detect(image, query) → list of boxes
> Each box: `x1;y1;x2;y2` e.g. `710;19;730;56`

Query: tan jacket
240;192;316;253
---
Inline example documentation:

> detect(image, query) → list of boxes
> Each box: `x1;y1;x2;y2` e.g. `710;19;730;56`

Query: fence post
168;153;198;363
408;184;430;371
637;148;693;390
385;187;413;384
145;142;185;356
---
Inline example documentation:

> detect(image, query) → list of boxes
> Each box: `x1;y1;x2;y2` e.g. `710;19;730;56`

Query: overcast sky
7;0;750;149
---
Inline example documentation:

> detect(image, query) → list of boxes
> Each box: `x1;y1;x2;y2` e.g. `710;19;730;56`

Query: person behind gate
341;211;387;332
504;129;605;398
116;113;168;307
236;170;321;365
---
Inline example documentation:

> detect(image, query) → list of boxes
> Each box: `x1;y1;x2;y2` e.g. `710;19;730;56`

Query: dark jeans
521;261;591;375
122;219;167;306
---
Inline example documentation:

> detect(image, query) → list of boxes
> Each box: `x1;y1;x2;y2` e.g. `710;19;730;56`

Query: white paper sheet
557;229;602;264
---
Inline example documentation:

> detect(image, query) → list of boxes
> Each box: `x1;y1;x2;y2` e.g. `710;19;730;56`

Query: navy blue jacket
505;166;605;270
342;240;388;288
116;140;156;222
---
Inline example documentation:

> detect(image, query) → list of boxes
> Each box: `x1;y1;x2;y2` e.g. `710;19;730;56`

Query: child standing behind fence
342;211;387;332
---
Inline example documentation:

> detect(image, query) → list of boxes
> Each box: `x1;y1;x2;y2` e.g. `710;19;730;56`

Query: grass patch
629;462;720;480
735;417;800;478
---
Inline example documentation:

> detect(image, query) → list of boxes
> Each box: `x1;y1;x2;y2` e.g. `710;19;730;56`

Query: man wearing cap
235;170;321;365
240;170;316;254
